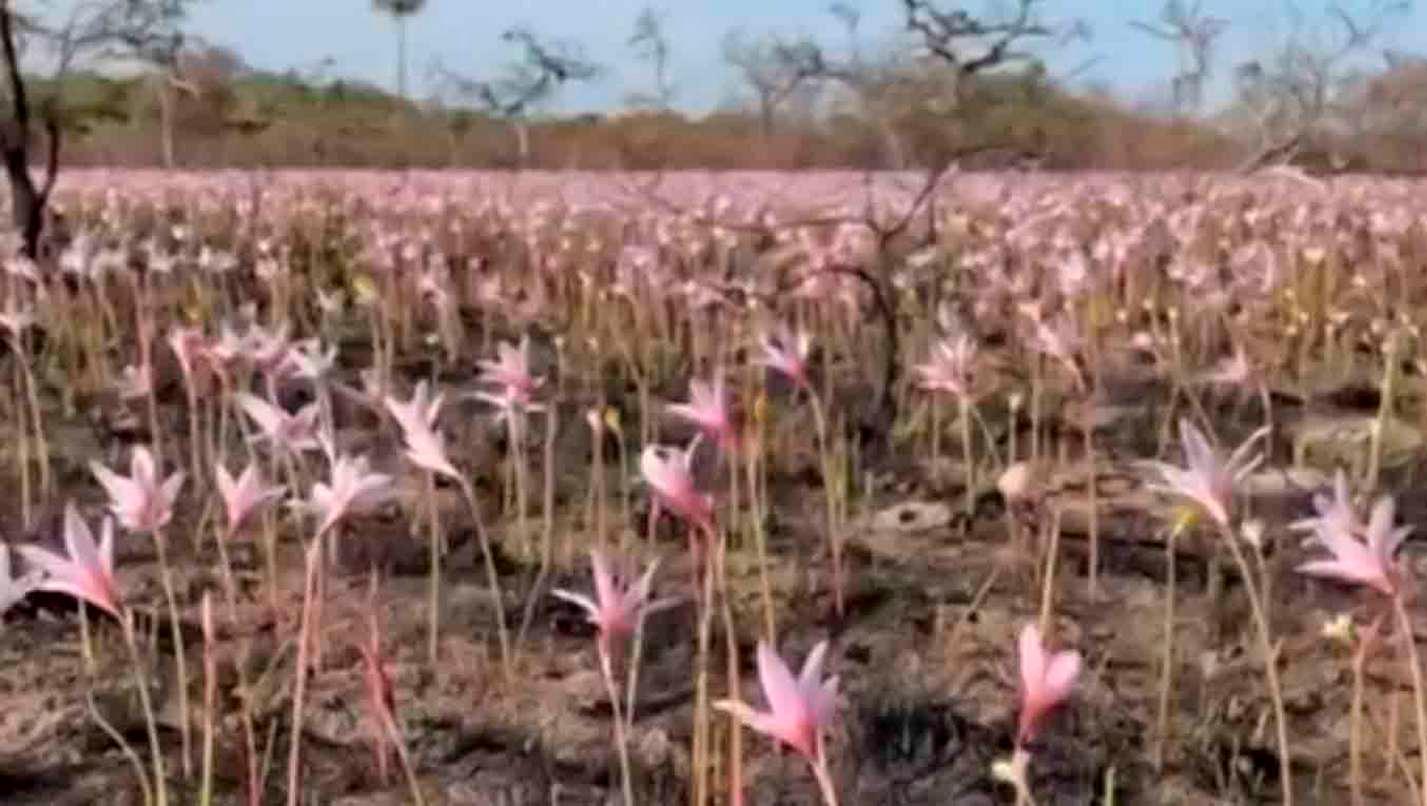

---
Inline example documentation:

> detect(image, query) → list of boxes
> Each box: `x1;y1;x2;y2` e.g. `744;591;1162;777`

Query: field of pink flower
2;168;1427;804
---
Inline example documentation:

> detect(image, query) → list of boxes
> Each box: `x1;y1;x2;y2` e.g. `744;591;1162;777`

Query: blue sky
181;0;1426;113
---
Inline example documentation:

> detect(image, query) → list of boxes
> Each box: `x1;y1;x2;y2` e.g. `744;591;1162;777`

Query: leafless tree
1;0;191;257
754;16;912;166
901;0;1080;104
626;7;674;111
436;28;600;167
722;28;821;139
1233;0;1410;172
1130;0;1229;114
130;29;200;169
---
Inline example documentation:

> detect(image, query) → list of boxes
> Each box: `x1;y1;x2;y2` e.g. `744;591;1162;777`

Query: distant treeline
38;50;1427;174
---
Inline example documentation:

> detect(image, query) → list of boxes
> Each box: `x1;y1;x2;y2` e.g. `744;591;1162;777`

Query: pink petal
15;544;70;581
1296;559;1375;588
714;699;779;740
549;589;599;620
161;471;186;506
98;518;115;573
215;464;237;506
798;640;830;699
756;641;804;721
63;504;101;574
590;550;618;615
1018;624;1046;697
1178;421;1214;476
89;462;140;507
131;447;156;486
1044;651;1082;703
1369;496;1396;547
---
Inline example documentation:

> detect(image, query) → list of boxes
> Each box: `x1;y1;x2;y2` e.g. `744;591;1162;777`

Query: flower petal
756;641;804;720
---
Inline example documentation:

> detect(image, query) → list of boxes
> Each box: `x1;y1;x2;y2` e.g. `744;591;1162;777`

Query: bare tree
131;29;199;169
722;28;819;139
1130;0;1229;114
627;7;673;111
1;0;191;257
372;0;427;100
756;16;912;166
901;0;1078;104
1233;0;1410;171
436;28;600;167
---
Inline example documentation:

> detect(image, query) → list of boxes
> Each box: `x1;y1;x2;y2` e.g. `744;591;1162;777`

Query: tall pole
397;15;408;99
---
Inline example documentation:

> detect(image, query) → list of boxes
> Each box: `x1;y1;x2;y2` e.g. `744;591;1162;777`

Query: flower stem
960;394;976;528
285;537;322;806
424;472;441;665
122;610;169;806
599;645;636;806
808;389;842;616
153;529;192;780
1350;621;1375;806
1393;594;1427;806
1154;520;1186;772
1217;523;1293;805
458;478;512;677
811;739;840;806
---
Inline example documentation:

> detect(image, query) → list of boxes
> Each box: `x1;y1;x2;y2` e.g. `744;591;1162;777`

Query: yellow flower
602;407;623;436
1171;503;1201;533
351;274;378;306
1321;613;1356;647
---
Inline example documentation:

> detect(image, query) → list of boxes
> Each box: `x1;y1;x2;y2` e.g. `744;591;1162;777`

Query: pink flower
385;381;461;481
666;377;738;450
1295;479;1408;597
309;454;393;535
243;322;292;380
760;326;812;388
214;461;285;535
915;335;977;399
168;326;208;388
1144;419;1266;528
1292;469;1360;544
640;441;714;531
18;503;121;617
1024;312;1085;390
715;640;839;761
202;324;248;372
90;446;184;534
384;380;443;435
477;337;543;409
1016;623;1081;746
236;393;322;453
283;339;338;386
551;551;675;651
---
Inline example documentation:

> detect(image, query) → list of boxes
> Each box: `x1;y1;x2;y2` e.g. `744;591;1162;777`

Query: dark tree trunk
2;122;41;256
0;7;58;260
